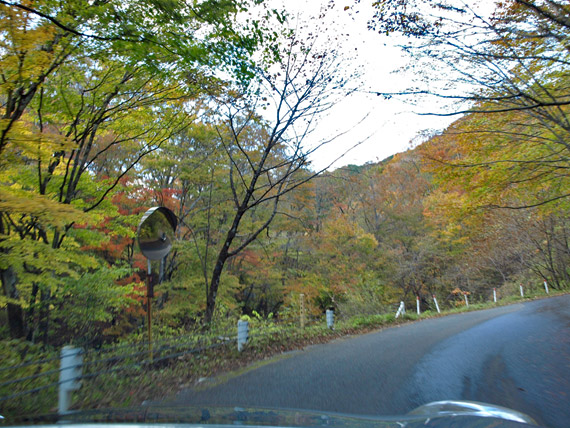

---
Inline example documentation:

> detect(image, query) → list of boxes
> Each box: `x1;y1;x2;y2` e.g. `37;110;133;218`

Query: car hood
5;401;539;427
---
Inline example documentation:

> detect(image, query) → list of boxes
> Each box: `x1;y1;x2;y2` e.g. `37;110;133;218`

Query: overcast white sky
266;0;464;171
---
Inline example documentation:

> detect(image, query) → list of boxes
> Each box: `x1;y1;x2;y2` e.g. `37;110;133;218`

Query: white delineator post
58;346;83;415
493;288;497;303
300;293;305;329
433;295;441;313
395;301;405;318
464;294;469;307
326;309;334;329
544;280;549;294
416;296;420;315
237;320;249;352
520;284;524;298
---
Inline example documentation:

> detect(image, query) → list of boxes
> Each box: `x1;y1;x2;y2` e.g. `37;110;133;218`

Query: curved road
170;295;569;427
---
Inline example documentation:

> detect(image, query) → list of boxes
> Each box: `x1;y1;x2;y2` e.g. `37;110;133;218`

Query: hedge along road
169;295;570;428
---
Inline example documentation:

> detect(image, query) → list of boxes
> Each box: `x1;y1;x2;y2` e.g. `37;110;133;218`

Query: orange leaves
451;287;469;296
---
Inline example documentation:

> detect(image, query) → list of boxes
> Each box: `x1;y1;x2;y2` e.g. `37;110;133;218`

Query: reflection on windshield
0;0;568;427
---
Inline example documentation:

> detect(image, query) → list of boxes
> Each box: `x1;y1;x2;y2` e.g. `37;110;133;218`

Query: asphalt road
170;295;570;427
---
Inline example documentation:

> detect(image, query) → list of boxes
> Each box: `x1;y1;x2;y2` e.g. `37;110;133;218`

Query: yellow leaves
321;215;378;253
0;3;58;86
1;117;76;163
0;295;27;309
421;103;570;218
0;188;82;229
0;232;100;294
1;49;51;87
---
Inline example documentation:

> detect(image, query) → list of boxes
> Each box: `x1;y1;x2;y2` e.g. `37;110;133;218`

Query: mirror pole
137;206;177;365
147;259;153;363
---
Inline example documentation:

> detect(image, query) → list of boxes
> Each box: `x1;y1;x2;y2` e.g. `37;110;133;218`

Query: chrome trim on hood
407;400;538;425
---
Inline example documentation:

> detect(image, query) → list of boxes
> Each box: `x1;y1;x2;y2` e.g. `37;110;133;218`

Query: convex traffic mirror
137;207;177;260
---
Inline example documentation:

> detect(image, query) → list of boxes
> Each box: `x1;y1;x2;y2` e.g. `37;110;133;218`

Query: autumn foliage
1;0;568;347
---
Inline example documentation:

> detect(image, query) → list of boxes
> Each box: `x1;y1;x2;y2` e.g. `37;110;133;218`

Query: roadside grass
0;340;59;420
1;289;567;421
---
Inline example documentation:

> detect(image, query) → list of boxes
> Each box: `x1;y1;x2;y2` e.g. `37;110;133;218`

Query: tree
0;56;193;340
0;0;287;339
0;0;266;161
201;27;358;324
363;0;569;113
420;110;569;211
357;0;570;208
420;112;570;292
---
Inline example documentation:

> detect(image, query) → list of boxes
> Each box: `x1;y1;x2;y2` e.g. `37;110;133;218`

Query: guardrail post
326;309;334;329
237;320;249;352
58;346;83;415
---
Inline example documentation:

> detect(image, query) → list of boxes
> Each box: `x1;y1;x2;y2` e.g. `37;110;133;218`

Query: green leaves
57;265;138;337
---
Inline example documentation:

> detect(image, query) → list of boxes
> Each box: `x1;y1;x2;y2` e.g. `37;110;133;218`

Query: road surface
169;295;569;427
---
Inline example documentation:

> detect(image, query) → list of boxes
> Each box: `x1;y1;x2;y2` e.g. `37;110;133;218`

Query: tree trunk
38;288;51;345
204;256;227;325
26;283;39;342
1;266;25;338
203;200;247;324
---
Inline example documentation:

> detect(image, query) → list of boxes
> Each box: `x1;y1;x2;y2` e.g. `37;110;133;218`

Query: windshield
1;1;568;428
